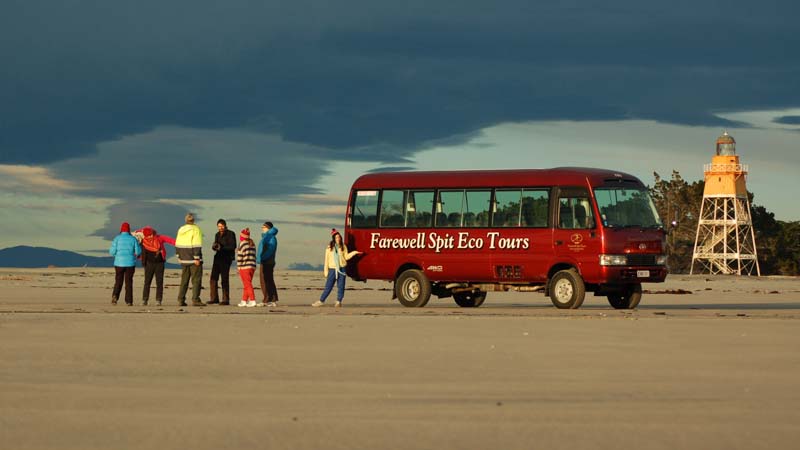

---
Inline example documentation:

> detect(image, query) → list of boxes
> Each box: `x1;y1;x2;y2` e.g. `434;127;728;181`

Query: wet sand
1;269;799;449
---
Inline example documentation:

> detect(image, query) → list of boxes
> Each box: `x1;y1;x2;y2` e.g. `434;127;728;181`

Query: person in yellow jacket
175;213;205;306
311;229;362;308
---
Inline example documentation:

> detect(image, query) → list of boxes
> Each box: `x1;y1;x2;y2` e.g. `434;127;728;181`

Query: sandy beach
1;268;799;449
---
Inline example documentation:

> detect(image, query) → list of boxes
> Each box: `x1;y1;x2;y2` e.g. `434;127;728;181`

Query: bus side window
464;190;491;227
558;197;594;229
494;189;521;227
380;190;406;227
436;190;464;227
407;190;433;227
351;190;378;228
521;189;549;227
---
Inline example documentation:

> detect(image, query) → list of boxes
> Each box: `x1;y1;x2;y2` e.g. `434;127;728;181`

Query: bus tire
549;269;586;309
453;291;487;308
607;283;642;309
396;269;432;307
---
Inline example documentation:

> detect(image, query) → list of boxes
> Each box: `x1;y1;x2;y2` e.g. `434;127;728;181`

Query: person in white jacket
311;229;362;308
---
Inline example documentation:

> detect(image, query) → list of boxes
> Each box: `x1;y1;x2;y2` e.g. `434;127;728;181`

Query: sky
1;0;798;267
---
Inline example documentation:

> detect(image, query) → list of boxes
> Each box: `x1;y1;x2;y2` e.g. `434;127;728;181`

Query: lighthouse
690;132;760;275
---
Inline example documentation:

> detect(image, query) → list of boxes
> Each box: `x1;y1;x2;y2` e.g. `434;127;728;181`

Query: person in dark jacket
257;221;279;307
208;218;237;305
109;222;141;306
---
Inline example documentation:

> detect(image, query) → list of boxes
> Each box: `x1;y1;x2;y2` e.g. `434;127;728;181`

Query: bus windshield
594;187;662;228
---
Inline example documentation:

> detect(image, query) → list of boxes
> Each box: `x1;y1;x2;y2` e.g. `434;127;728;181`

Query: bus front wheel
453;291;487;308
549;269;586;309
607;283;642;309
396;269;432;307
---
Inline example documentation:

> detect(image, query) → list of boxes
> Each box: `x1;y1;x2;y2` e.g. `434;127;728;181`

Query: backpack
142;235;162;254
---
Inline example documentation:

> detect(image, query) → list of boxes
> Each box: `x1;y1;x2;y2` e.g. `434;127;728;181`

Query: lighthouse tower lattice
690;132;760;275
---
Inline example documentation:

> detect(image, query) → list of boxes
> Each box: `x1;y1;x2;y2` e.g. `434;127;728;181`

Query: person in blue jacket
256;221;279;307
109;222;142;306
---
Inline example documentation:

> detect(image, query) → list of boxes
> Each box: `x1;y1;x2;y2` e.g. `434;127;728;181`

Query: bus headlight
599;254;627;266
656;254;667;265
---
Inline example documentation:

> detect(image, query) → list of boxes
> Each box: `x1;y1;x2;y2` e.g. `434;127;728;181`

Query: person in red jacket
139;226;176;306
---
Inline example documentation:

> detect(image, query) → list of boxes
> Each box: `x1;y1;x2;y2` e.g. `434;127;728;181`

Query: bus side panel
488;227;552;283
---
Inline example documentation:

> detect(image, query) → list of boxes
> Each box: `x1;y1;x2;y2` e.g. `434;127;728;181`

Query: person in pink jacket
138;226;176;306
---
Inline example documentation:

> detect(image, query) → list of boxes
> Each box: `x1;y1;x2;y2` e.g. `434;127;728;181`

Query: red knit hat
142;226;154;237
330;228;340;236
120;222;131;233
240;228;250;237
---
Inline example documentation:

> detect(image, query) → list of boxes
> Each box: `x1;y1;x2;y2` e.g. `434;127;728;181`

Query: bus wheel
549;269;586;309
607;284;642;309
396;269;432;307
453;291;487;308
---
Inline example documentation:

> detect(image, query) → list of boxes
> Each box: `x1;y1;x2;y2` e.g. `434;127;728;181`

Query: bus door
552;187;601;278
490;188;552;282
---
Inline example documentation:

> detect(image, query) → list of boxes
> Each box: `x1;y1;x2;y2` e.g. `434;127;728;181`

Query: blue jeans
320;269;346;302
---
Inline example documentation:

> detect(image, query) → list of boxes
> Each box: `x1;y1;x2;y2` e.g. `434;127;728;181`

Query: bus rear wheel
396;269;432;307
549;269;586;309
607;283;642;309
453;291;487;308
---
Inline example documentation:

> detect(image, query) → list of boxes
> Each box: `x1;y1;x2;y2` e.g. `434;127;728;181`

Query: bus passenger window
436;190;464;227
380;190;406;227
521;189;549;227
494;189;521;227
464;190;491;227
351;190;378;228
406;190;433;227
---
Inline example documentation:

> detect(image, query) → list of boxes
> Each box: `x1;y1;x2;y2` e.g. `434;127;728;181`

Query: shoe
207;299;220;305
142;300;149;306
178;301;187;307
156;301;162;306
311;300;325;307
246;300;257;308
192;300;206;307
335;301;342;308
237;301;248;307
111;296;118;305
266;301;278;307
126;302;133;306
219;301;230;306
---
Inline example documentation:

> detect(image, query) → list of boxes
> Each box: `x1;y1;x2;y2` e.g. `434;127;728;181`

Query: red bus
344;167;668;309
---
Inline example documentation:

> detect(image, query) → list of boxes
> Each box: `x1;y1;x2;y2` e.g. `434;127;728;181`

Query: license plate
636;270;650;278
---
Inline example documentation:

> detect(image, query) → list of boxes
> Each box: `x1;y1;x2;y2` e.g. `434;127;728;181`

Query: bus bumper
599;266;668;284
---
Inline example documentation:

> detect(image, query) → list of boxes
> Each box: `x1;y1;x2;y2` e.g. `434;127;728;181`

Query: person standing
312;228;362;308
208;219;237;305
236;228;257;307
139;226;176;306
257;221;279;307
109;222;141;306
175;213;205;306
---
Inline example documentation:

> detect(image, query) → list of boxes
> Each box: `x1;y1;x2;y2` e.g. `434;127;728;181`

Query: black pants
142;261;165;302
210;256;233;300
113;266;135;304
260;261;278;302
178;264;202;302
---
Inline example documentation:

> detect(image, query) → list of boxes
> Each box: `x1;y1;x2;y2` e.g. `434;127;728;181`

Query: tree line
649;171;799;275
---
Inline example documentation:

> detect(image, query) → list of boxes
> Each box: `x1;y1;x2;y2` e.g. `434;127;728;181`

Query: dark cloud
91;200;199;241
774;116;800;125
1;0;799;167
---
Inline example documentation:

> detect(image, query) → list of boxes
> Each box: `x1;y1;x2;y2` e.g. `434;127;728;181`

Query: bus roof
351;167;645;190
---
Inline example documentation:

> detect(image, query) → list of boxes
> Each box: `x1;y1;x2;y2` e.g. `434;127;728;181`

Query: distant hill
287;262;324;271
0;246;178;268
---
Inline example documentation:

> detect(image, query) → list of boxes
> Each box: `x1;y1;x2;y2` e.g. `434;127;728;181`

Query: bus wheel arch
548;268;586;309
395;268;432;307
